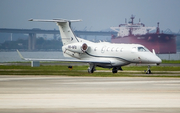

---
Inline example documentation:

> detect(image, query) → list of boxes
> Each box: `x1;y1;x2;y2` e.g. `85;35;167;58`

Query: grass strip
162;60;180;64
0;65;180;77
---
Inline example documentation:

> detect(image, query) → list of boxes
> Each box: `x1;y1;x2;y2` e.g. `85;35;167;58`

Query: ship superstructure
111;15;176;54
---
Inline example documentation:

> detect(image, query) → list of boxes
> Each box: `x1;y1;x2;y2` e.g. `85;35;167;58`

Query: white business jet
17;19;161;73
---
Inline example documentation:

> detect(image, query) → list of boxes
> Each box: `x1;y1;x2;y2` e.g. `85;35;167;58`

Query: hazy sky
0;0;180;32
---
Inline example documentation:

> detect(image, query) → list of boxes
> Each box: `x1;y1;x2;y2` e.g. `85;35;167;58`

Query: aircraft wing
17;50;111;64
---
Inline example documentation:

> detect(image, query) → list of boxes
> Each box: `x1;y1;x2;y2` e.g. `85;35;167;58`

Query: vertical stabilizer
56;21;79;45
29;19;82;45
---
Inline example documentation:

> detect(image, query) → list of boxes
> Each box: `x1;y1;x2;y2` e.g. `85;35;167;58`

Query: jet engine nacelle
63;43;89;53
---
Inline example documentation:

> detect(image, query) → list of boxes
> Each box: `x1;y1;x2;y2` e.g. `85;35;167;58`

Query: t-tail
29;19;82;45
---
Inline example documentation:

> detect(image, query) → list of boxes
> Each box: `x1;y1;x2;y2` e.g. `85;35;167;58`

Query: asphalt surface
0;76;180;113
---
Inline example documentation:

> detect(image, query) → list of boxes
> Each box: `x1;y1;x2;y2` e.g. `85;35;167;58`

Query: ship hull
111;34;176;54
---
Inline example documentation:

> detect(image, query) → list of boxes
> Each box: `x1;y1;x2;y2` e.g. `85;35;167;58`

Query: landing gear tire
112;70;117;73
88;68;94;73
112;67;118;73
146;69;151;74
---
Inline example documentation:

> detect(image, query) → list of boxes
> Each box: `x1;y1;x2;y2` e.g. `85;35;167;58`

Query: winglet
28;18;33;21
17;50;25;60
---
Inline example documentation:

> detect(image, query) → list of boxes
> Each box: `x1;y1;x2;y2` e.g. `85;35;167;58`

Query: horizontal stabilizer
29;19;82;23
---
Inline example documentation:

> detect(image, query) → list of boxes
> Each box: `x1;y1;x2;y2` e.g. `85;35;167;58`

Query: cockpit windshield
138;47;149;52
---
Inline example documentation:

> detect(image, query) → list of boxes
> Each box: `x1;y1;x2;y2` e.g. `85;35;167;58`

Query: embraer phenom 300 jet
17;19;162;73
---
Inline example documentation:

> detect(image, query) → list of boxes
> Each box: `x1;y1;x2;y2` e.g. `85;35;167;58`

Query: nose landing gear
145;65;152;74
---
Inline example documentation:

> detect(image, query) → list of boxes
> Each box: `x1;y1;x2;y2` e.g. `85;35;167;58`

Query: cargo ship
111;15;176;54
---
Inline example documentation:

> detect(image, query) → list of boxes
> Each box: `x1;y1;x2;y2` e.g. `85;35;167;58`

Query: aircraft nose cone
156;57;162;65
147;54;162;64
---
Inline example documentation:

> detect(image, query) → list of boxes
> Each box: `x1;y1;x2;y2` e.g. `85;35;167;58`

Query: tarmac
0;75;180;113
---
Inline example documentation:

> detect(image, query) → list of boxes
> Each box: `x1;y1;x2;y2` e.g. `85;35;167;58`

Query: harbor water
0;51;66;62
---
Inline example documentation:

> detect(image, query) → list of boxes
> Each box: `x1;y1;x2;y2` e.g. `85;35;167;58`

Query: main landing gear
112;67;123;73
87;64;123;74
88;63;96;73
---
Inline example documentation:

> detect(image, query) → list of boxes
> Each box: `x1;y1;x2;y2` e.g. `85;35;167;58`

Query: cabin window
106;47;110;51
94;47;97;51
120;48;123;52
111;47;115;52
116;47;120;52
101;46;106;53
